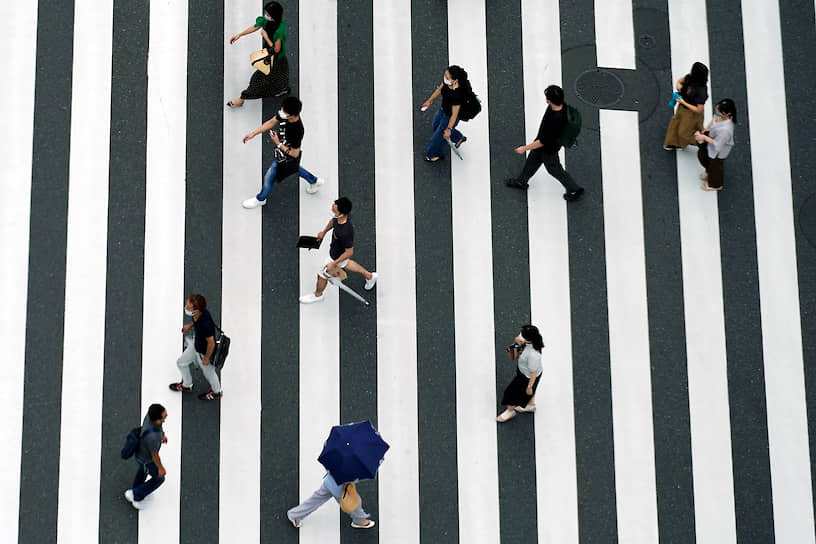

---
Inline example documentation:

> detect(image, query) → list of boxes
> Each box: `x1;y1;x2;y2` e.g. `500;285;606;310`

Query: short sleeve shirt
329;218;354;260
274;114;304;164
254;17;287;57
681;76;708;106
193;309;216;355
517;347;543;378
441;85;465;117
135;415;163;464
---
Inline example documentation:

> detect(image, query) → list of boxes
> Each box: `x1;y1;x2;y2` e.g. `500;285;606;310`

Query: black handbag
212;321;231;370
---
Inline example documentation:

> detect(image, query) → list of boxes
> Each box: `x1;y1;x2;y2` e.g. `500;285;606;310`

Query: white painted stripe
594;0;635;69
373;0;420;541
298;1;340;541
218;0;263;540
742;0;816;541
447;1;500;542
138;0;187;540
600;109;659;543
520;1;580;542
55;0;113;541
667;1;736;541
0;2;37;542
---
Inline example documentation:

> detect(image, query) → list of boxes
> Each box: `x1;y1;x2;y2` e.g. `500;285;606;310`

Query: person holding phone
497;325;544;422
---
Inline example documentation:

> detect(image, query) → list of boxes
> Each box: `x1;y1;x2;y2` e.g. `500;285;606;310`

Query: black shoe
455;136;467;149
198;389;223;401
169;382;194;393
563;188;585;201
505;178;528;189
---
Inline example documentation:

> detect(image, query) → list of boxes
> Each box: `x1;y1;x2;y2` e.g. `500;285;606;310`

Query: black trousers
517;148;581;193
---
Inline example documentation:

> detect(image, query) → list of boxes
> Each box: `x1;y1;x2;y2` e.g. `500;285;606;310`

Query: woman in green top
227;2;289;107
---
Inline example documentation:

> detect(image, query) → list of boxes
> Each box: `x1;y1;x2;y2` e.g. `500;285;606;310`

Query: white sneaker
242;197;266;209
364;272;378;290
351;520;376;529
124;489;144;510
305;177;325;194
299;293;325;304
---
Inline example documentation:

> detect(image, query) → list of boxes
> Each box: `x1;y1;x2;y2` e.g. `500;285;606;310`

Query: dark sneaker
505;178;529;190
563;188;585;201
169;382;194;393
198;389;223;401
455;136;467;149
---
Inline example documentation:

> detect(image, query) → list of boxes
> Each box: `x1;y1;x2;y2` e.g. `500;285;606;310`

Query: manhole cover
574;69;624;108
799;193;816;249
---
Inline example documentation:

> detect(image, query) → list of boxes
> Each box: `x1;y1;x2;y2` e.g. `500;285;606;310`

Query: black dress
241;18;290;99
500;348;542;406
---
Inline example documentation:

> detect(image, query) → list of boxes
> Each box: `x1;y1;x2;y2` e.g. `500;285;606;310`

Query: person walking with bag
664;62;709;150
168;294;223;401
505;85;584;201
241;96;325;208
286;472;375;529
421;65;477;162
124;404;168;509
695;98;737;191
496;325;544;422
227;2;289;107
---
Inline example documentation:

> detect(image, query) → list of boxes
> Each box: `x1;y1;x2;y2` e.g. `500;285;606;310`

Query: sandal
226;100;243;108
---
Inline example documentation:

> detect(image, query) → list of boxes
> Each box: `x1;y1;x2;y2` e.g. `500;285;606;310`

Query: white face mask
184;308;194;316
264;14;272;21
443;77;453;86
278;109;288;120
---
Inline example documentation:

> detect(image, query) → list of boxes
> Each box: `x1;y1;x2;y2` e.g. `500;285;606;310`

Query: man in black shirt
505;85;584;201
241;96;325;209
299;197;378;304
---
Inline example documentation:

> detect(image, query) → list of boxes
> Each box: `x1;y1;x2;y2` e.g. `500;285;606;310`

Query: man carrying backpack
505;85;584;201
124;403;167;510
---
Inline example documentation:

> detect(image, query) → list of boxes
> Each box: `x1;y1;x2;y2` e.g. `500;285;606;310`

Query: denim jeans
425;108;464;159
132;461;165;502
256;159;320;201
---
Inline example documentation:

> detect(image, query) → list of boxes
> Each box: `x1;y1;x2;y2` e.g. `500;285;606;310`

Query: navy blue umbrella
318;420;390;484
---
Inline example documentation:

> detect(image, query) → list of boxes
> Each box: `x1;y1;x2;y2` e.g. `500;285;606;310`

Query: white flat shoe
496;409;517;422
299;293;325;304
124;489;143;510
305;177;325;194
351;520;376;529
242;197;266;209
364;272;378;290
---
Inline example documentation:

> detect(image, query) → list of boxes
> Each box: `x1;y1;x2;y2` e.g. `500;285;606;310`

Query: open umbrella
318;420;390;484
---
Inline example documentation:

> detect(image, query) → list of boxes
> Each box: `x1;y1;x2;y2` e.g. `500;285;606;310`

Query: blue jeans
256;159;319;201
132;461;165;502
425;108;464;159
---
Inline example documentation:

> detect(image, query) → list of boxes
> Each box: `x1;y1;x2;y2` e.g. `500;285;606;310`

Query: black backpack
121;426;161;460
458;90;482;122
556;104;582;148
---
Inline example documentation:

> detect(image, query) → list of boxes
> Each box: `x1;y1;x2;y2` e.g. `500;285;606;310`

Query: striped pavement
2;0;816;543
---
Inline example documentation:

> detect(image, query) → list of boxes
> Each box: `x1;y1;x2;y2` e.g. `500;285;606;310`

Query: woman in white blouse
695;99;737;191
497;325;544;422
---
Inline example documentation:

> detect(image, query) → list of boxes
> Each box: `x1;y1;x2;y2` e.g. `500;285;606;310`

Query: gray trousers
518;148;582;193
287;480;370;525
177;339;221;393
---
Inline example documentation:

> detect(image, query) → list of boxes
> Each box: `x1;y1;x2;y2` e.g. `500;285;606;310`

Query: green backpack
556;104;582;148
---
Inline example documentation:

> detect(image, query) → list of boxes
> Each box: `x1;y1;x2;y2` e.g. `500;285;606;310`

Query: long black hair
520;324;544;352
446;65;472;92
687;61;709;87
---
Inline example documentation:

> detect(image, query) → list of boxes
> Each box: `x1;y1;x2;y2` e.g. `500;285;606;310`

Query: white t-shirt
517;347;543;378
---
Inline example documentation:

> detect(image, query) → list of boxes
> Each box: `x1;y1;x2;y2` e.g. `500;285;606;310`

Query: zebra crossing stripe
520;0;581;541
373;1;421;541
298;1;341;541
668;0;737;540
446;1;501;542
138;0;188;539
56;0;114;541
0;0;37;541
595;0;636;70
218;0;263;540
742;0;815;541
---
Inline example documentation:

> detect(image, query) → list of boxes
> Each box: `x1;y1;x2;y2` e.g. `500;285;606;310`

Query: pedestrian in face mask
240;96;325;208
420;65;471;161
694;99;737;191
169;294;223;401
